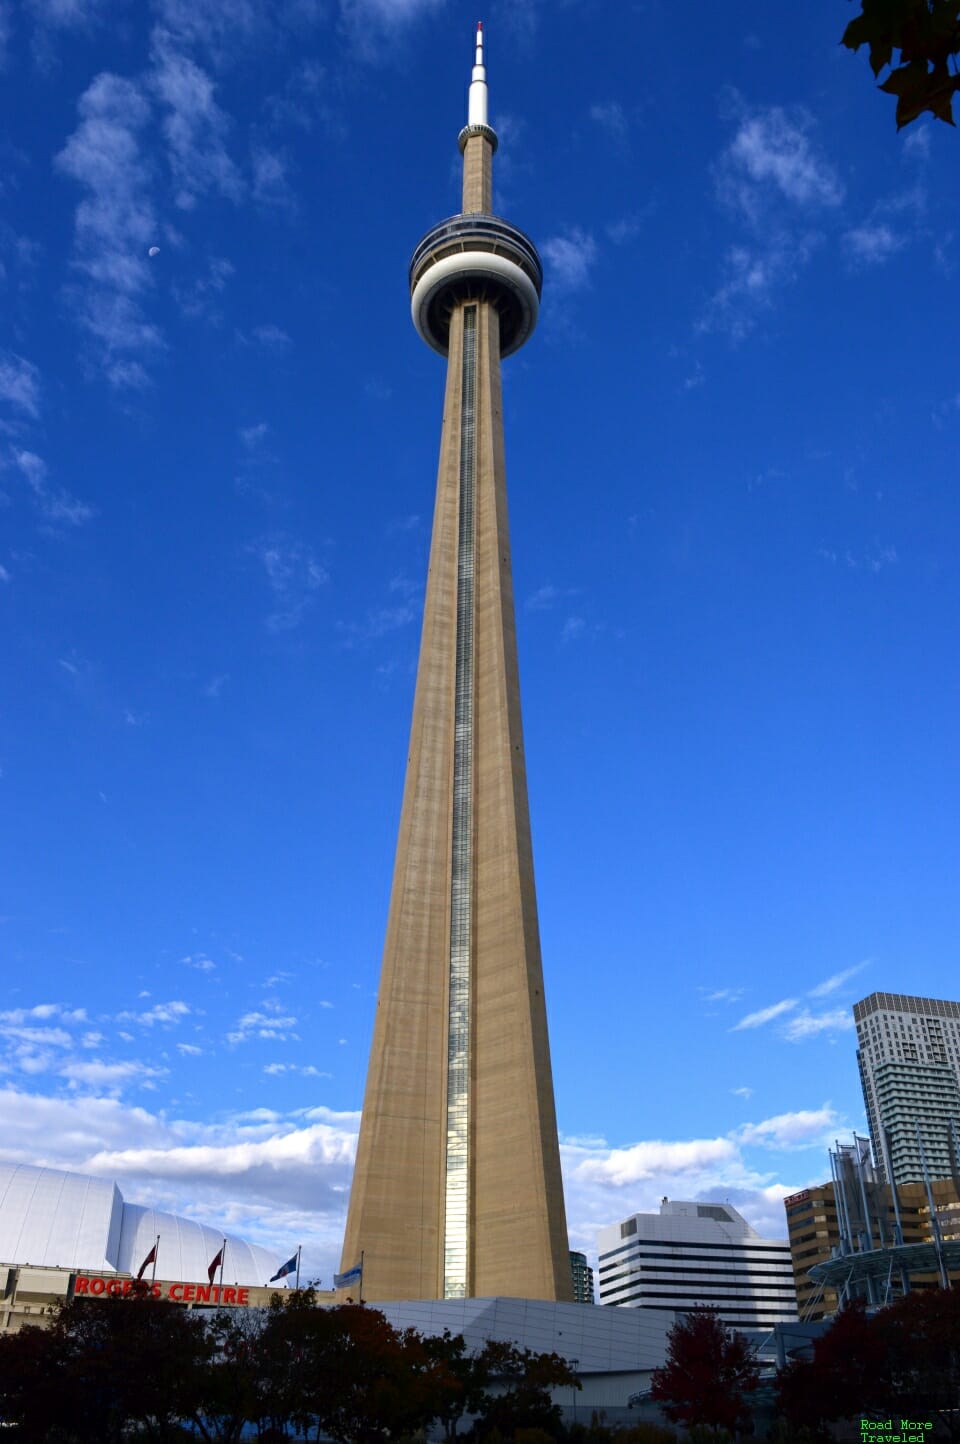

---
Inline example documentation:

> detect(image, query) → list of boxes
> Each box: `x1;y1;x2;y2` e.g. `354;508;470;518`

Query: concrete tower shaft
339;26;571;1304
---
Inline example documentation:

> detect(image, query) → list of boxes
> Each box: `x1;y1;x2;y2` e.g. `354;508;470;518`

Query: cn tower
340;25;572;1304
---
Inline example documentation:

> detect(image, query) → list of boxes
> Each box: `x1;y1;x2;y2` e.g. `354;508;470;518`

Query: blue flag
270;1253;299;1283
334;1262;362;1289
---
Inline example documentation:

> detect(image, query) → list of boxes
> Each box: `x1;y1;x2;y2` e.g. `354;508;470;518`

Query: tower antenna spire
468;20;488;128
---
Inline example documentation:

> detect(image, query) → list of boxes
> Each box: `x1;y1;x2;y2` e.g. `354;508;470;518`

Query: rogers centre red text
74;1276;251;1305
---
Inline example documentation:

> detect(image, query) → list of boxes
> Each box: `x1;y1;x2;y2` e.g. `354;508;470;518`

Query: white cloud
0;352;41;417
177;1043;203;1056
589;101;627;141
11;448;95;526
808;961;869;999
250;536;329;631
116;1000;192;1027
576;1136;739;1187
251;145;293;207
699;233;815;341
844;222;905;266
56;72;162;388
720;107;844;222
181;952;216;971
339;0;443;30
250;323;291;349
561;615;585;643
730;1086;753;1100
24;0;102;28
731;997;797;1031
227;1009;300;1044
150;34;244;209
540;229;597;293
782;1008;856;1043
735;1105;842;1149
239;422;269;449
61;1059;169;1091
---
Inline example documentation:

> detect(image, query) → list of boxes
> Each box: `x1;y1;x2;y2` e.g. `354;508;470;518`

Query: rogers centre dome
0;1162;280;1286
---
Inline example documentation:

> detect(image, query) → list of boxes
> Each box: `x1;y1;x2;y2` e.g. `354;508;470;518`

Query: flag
208;1247;224;1285
334;1262;362;1290
137;1244;157;1281
270;1253;298;1283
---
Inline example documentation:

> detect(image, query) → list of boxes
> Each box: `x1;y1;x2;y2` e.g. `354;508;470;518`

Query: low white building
0;1161;279;1287
597;1198;797;1332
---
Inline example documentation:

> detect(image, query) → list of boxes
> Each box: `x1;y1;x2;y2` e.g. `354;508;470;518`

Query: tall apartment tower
339;27;572;1304
854;991;960;1188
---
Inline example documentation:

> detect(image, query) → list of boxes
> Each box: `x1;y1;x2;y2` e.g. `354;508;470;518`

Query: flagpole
359;1249;364;1305
219;1237;226;1293
295;1244;301;1291
152;1234;159;1285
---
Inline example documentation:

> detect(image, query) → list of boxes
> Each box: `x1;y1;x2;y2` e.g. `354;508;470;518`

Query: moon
148;246;160;257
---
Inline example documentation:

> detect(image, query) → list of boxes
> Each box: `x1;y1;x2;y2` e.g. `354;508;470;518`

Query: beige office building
339;28;571;1304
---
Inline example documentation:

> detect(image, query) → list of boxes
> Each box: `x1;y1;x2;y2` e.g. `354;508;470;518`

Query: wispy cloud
227;1008;300;1044
117;1000;191;1027
589;101;628;142
541;228;598;293
150;34;244;210
11;447;95;525
844;222;905;266
703;101;841;338
782;1008;856;1043
718;105;844;223
731;998;797;1031
735;1105;842;1149
808;961;870;999
0;351;41;417
56;72;162;388
249;535;329;630
701;987;745;1005
61;1059;169;1092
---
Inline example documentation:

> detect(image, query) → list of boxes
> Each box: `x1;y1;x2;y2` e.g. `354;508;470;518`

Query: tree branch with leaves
843;0;960;128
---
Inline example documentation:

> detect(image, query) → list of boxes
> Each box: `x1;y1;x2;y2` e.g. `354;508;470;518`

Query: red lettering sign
71;1274;251;1305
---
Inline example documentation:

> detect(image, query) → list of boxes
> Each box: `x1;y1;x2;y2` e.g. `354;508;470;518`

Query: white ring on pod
410;250;540;358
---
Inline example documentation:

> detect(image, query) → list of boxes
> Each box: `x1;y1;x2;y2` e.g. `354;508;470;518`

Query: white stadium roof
0;1162;280;1286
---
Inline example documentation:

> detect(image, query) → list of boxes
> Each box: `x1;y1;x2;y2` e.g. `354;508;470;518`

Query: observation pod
409;212;543;359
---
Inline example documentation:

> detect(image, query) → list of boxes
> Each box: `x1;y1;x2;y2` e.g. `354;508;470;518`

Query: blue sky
2;0;959;1287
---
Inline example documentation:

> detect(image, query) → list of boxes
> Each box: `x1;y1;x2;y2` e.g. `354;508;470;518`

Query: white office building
854;991;960;1187
597;1199;797;1331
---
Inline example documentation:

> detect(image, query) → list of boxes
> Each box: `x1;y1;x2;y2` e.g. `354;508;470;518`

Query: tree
648;1307;759;1439
468;1338;579;1441
875;1287;960;1439
775;1298;893;1435
842;0;960;129
0;1287;211;1444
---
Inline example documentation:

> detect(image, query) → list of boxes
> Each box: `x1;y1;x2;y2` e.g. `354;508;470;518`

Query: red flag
137;1244;157;1281
208;1247;224;1285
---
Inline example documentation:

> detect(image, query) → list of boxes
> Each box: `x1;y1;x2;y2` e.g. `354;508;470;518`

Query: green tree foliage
842;0;960;128
648;1306;760;1439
